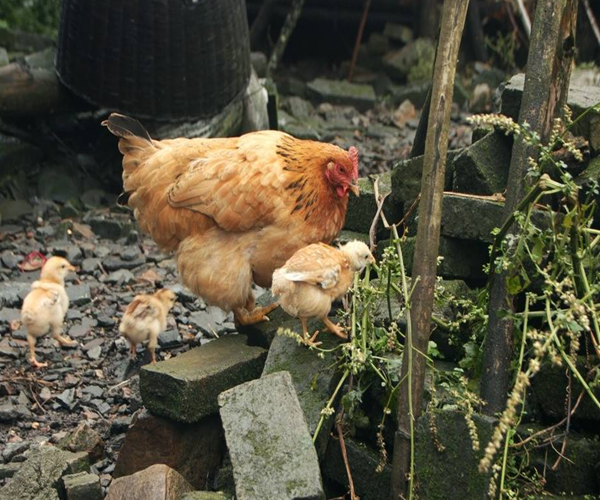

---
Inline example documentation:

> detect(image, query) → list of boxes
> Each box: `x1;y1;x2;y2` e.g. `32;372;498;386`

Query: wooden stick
390;1;470;498
514;0;532;38
266;0;306;77
250;0;279;49
348;0;372;82
582;0;600;47
481;0;579;415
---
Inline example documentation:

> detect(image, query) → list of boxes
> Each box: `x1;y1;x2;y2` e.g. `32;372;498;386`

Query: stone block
306;78;376;112
322;437;392;500
0;445;89;500
181;493;230;500
58;422;104;462
452;131;512;195
219;371;325;500
345;171;399;234
63;472;102;500
500;73;600;153
414;409;495;500
105;464;194;500
263;333;342;457
383;38;435;82
114;410;224;489
140;335;267;423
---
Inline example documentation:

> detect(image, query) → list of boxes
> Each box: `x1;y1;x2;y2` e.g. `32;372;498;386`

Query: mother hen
103;113;359;325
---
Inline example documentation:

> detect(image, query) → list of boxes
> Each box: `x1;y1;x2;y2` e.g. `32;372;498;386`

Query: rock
452;131;511;195
218;371;325;500
0;134;43;178
0;445;89;500
0;47;7;67
470;83;492;113
0;307;20;327
344;171;398;234
250;51;267;78
103;256;146;271
366;32;389;56
383;22;413;44
66;284;91;306
1;250;19;269
285;96;315;120
37;170;80;203
0;199;33;221
181;493;229;500
56;389;76;410
392;99;416;128
0;281;29;308
105;269;135;284
89;217;133;241
306;78;376;112
262;332;342;457
2;441;30;462
105;464;194;500
0;462;20;480
389;81;431;108
383;38;435;83
80;189;107;209
500;73;600;153
61;202;81;219
158;329;182;348
530;357;600;424
140;334;267;423
62;472;102;500
0;402;32;421
58;422;104;462
522;425;600;496
323;437;392;500
114;410;224;489
68;324;90;338
414;409;495;500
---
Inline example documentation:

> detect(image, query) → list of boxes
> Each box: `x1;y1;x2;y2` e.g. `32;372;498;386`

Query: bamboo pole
266;0;306;77
481;0;579;415
390;1;470;498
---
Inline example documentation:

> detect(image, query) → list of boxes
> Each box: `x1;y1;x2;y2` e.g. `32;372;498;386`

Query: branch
266;0;306;77
583;0;600;48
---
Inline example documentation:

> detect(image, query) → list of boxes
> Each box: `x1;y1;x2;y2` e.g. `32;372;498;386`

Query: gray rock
89;217;133;241
0;307;20;326
62;472;102;500
181;493;229;500
0;134;43;178
140;335;267;423
262;332;342;457
2;441;30;462
219;371;325;500
383;38;435;82
366;32;390;56
500;73;600;153
1;250;19;269
158;329;182;348
0;445;89;500
0;281;30;308
66;284;91;306
103;256;146;271
105;269;135;285
68;324;90;338
0;199;34;221
250;51;267;78
285;96;315;120
414;409;495;500
58;422;104;462
61;202;81;219
80;189;106;209
0;462;20;480
121;247;142;262
383;22;413;44
306;78;376;112
37;170;80;203
323;437;392;500
0;402;32;421
452;131;511;195
56;389;76;410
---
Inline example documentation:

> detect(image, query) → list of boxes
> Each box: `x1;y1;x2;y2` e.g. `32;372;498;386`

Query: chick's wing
282;244;344;289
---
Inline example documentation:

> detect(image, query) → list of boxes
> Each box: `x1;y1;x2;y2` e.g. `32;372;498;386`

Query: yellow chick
119;289;177;364
272;240;375;346
21;256;78;368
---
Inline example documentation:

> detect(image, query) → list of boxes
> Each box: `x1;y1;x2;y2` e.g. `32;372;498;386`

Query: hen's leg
300;318;322;347
322;318;348;340
27;335;47;369
234;303;278;326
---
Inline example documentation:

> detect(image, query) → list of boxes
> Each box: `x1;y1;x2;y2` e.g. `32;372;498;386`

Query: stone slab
219;371;325;500
306;78;376;112
63;472;102;500
105;464;194;500
140;334;267;423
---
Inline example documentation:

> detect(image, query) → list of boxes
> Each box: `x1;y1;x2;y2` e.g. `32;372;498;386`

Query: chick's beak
368;254;376;264
69;265;77;273
349;181;360;197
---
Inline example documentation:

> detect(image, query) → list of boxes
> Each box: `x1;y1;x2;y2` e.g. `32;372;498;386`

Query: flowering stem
313;369;349;443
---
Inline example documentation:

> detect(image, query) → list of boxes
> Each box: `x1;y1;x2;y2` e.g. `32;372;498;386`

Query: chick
119;289;177;364
272;240;375;346
21;256;78;368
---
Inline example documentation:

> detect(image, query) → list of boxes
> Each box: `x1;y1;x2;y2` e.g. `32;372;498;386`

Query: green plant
0;0;61;37
485;30;519;72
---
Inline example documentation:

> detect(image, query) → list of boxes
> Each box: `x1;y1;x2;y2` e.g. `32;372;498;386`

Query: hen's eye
336;164;343;173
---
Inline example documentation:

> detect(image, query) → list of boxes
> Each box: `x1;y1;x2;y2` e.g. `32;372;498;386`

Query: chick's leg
301;317;321;347
27;335;47;369
322;318;348;340
148;333;158;365
128;341;137;359
51;326;77;347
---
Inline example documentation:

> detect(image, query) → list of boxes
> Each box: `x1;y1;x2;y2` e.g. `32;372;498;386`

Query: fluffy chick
119;289;177;364
21;256;77;368
272;240;375;346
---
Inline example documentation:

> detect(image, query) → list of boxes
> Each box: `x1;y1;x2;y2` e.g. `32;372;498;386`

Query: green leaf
531;237;545;263
507;274;523;295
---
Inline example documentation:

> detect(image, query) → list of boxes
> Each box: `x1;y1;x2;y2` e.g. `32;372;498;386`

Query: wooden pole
347;0;372;82
390;1;470;498
266;0;306;77
250;0;279;49
481;0;579;415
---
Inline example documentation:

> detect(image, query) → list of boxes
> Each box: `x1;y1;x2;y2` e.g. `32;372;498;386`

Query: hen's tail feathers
102;113;152;142
272;268;295;298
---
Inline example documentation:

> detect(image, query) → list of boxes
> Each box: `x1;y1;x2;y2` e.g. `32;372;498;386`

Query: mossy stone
140;335;267;423
306;78;376;112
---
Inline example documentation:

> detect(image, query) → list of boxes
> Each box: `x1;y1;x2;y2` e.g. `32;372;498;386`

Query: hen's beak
350;181;360;196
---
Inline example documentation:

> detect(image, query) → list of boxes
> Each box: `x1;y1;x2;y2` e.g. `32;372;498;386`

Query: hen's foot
29;357;48;369
323;318;348;340
234;303;279;326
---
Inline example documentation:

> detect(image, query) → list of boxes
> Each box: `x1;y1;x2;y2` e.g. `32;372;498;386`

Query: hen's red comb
348;146;359;180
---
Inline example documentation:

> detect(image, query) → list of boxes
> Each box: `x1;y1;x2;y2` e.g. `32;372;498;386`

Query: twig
583;0;600;48
266;0;306;77
368;178;389;252
337;413;360;500
551;370;572;470
514;0;531;38
396;194;421;232
348;0;372;82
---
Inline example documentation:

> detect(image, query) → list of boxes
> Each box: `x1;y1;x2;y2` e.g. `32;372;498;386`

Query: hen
272;240;375;345
103;113;359;325
119;289;176;364
21;256;78;368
